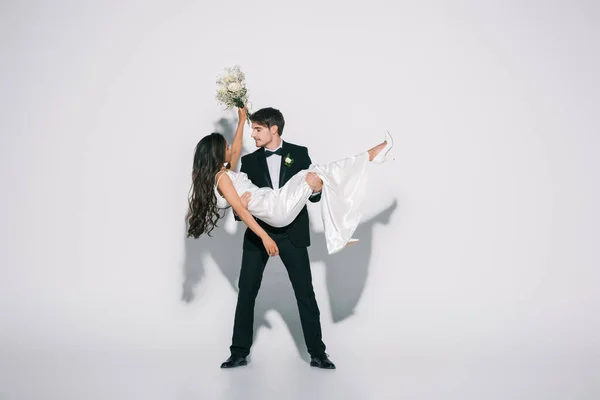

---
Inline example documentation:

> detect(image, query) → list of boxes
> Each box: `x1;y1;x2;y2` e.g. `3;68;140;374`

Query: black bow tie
265;148;283;158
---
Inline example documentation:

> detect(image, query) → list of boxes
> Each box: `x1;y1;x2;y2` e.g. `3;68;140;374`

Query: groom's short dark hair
250;107;285;136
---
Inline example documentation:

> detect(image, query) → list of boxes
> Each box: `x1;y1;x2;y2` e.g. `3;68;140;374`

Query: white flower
215;66;251;123
227;82;242;92
285;157;292;164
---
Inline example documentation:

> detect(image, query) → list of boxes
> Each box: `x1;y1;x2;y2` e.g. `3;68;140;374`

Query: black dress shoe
220;355;248;368
310;353;336;369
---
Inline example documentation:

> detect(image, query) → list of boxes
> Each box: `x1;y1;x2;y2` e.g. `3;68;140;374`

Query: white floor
1;337;598;400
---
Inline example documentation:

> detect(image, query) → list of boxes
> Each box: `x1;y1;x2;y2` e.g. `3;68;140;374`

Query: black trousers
229;235;326;358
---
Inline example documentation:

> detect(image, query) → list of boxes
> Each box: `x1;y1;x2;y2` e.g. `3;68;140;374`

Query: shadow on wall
181;115;398;360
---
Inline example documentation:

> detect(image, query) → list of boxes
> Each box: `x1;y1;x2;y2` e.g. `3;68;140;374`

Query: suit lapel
278;141;289;188
257;148;273;188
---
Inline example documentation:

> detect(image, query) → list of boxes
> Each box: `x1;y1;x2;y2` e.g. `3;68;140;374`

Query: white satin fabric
215;151;369;254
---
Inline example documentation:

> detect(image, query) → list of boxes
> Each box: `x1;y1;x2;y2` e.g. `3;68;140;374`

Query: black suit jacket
236;141;321;249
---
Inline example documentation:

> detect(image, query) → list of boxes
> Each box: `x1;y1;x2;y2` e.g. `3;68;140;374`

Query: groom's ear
270;125;279;136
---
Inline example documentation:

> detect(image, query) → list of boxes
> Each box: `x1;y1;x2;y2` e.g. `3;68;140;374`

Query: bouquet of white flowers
215;65;251;125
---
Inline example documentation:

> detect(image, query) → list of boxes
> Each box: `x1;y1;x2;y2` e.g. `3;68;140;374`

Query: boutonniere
284;153;294;167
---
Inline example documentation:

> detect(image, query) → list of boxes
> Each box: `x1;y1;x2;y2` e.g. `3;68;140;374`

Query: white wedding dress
215;151;370;254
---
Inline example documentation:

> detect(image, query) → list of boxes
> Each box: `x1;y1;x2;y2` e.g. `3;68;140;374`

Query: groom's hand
305;173;323;193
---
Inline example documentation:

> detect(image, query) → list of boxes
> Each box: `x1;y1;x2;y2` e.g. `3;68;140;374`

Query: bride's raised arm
228;106;247;170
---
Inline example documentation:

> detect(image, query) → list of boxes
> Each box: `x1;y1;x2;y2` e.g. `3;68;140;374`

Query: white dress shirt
265;143;283;189
265;142;320;196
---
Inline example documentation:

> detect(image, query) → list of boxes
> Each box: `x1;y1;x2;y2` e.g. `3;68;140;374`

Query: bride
186;107;394;256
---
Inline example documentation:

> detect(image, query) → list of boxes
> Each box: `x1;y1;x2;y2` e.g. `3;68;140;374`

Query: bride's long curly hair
186;132;228;238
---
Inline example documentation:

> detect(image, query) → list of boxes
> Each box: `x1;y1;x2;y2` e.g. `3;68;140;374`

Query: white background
1;1;599;399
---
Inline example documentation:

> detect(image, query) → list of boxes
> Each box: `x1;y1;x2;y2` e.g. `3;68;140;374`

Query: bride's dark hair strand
186;133;227;238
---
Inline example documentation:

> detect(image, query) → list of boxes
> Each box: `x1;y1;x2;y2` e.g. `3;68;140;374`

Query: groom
220;107;336;369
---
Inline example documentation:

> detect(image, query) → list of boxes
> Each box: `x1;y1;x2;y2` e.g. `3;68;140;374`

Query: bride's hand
238;105;248;121
262;236;279;257
240;192;251;209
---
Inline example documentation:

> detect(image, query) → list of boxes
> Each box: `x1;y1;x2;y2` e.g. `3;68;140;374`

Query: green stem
234;98;251;126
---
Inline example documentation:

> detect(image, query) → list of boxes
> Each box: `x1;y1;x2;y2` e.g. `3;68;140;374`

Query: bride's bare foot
344;238;360;248
368;141;387;161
